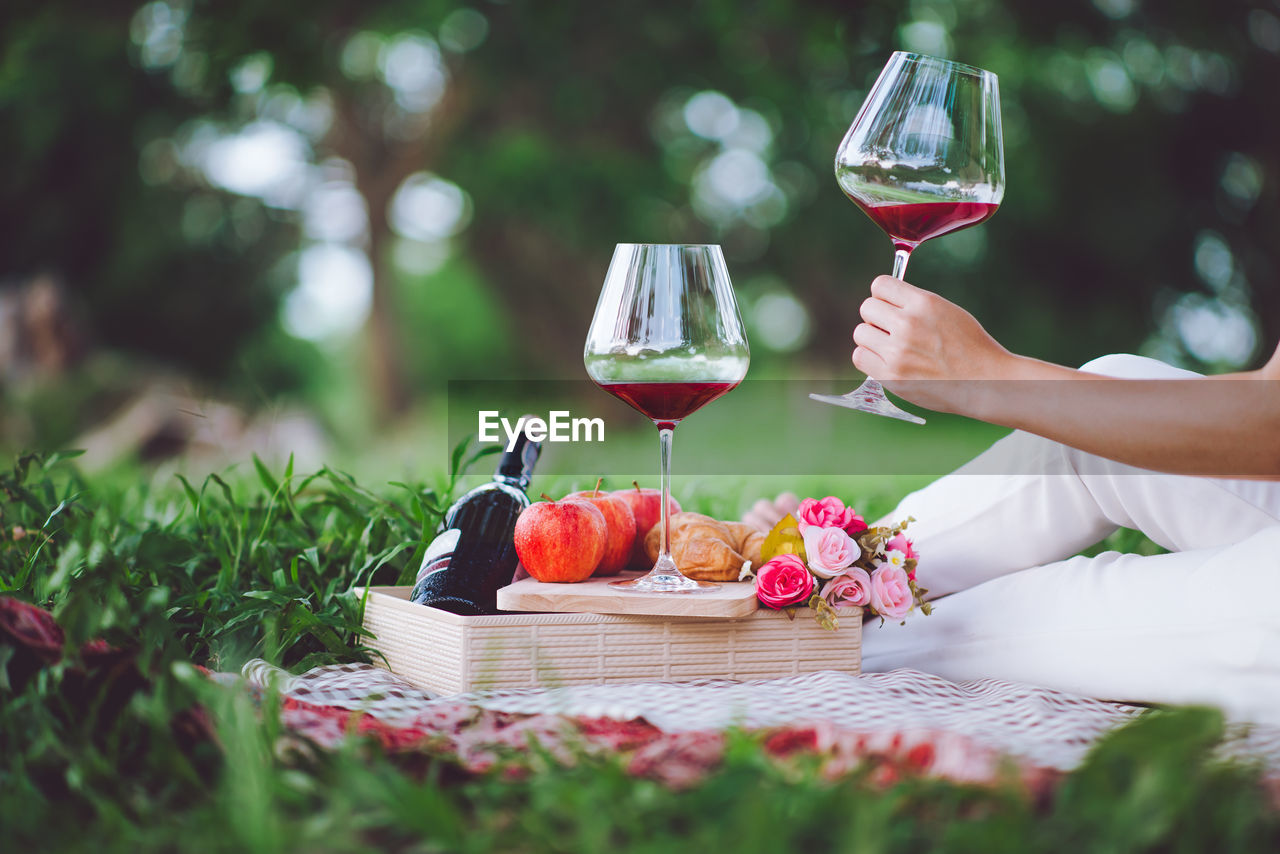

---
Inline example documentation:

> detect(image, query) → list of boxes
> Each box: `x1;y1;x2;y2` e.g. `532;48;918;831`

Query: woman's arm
853;276;1280;478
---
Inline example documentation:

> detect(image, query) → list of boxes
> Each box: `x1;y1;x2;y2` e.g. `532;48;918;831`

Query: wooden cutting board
496;572;760;619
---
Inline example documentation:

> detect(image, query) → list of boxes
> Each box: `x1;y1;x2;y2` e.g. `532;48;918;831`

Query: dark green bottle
410;432;541;614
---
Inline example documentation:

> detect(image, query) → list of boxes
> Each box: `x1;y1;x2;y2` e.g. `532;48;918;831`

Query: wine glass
811;51;1005;424
585;244;750;593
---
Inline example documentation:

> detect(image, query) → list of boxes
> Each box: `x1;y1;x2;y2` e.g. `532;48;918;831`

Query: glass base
608;571;719;593
809;378;926;425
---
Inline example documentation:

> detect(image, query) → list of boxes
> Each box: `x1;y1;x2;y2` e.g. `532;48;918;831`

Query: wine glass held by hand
584;244;750;593
811;51;1005;424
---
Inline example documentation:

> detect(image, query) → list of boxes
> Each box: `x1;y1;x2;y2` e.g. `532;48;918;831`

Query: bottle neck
494;472;531;490
494;426;541;491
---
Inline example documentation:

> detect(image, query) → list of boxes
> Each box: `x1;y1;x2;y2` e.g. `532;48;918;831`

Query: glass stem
892;247;912;280
657;426;674;566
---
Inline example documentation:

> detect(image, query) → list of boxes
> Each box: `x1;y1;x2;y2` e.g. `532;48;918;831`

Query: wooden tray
496;572;759;618
357;585;861;695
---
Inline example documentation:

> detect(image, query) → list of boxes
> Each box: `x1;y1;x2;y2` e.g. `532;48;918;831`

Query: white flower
883;549;907;569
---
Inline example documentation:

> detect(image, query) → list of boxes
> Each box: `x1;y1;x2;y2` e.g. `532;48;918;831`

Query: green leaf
207;473;238;510
252;454;280;497
857;525;892;558
448;436;472;480
44;449;86;467
243;589;294;606
760;514;806;564
174;474;203;520
807;592;839;632
42;497;77;530
461;443;502;473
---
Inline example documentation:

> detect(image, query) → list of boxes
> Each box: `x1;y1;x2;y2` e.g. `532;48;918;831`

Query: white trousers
861;354;1280;724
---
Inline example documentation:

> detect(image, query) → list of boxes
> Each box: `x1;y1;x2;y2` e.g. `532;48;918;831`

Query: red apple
612;483;682;570
566;481;637;576
514;494;608;583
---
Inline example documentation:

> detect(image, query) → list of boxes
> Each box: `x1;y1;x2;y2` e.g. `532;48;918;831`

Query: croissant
642;512;760;581
724;522;765;568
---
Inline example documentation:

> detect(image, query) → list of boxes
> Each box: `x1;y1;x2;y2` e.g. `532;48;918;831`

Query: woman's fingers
859;295;902;333
870;274;924;309
852;320;892;378
852;321;891;352
853;344;889;379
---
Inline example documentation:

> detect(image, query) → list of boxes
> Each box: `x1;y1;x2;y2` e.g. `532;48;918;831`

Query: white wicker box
356;585;861;695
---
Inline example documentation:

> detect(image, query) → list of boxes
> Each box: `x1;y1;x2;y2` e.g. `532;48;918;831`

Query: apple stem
633;481;641;493
593;477;603;497
540;493;554;502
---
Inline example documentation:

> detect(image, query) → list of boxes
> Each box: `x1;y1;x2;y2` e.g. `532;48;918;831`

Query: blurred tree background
1;0;1277;463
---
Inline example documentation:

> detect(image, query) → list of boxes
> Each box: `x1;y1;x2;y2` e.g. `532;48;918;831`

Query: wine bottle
410;430;541;615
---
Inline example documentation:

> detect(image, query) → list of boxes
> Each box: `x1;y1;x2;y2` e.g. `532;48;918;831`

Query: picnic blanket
9;593;1274;793
238;659;1280;789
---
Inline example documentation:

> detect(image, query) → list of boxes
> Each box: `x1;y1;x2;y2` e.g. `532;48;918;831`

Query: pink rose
796;496;867;536
820;567;872;609
885;533;917;561
800;525;859;578
755;554;815;609
869;564;913;620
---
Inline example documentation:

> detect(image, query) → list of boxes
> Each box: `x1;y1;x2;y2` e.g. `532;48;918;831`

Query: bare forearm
856;276;1280;477
965;356;1280;477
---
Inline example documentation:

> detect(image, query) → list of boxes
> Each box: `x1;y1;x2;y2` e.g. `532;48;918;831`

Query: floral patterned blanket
7;593;1276;795
236;659;1280;792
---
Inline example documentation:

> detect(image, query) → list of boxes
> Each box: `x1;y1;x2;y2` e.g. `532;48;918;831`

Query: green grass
1;450;1270;853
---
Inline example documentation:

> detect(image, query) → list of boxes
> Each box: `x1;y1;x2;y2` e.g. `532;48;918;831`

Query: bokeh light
282;245;374;341
130;1;186;70
1220;153;1263;210
683;91;740;141
1169;293;1257;368
304;181;368;244
199;120;311;208
1085;51;1138;112
378;32;448;114
1193;232;1234;293
439;8;490;53
751;289;812;353
230;52;273;95
389;173;472;243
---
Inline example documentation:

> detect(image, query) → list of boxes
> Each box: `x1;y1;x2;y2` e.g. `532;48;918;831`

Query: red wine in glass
814;52;1005;424
849;199;1000;252
594;380;741;431
584;244;750;594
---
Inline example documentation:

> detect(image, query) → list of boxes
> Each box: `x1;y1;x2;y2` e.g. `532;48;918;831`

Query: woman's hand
853;275;1014;415
848;276;1280;477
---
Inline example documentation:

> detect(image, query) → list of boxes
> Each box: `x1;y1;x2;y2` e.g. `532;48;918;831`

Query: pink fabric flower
800;525;860;578
869;564;913;620
885;533;917;561
820;567;873;609
796;496;867;536
755;554;815;609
